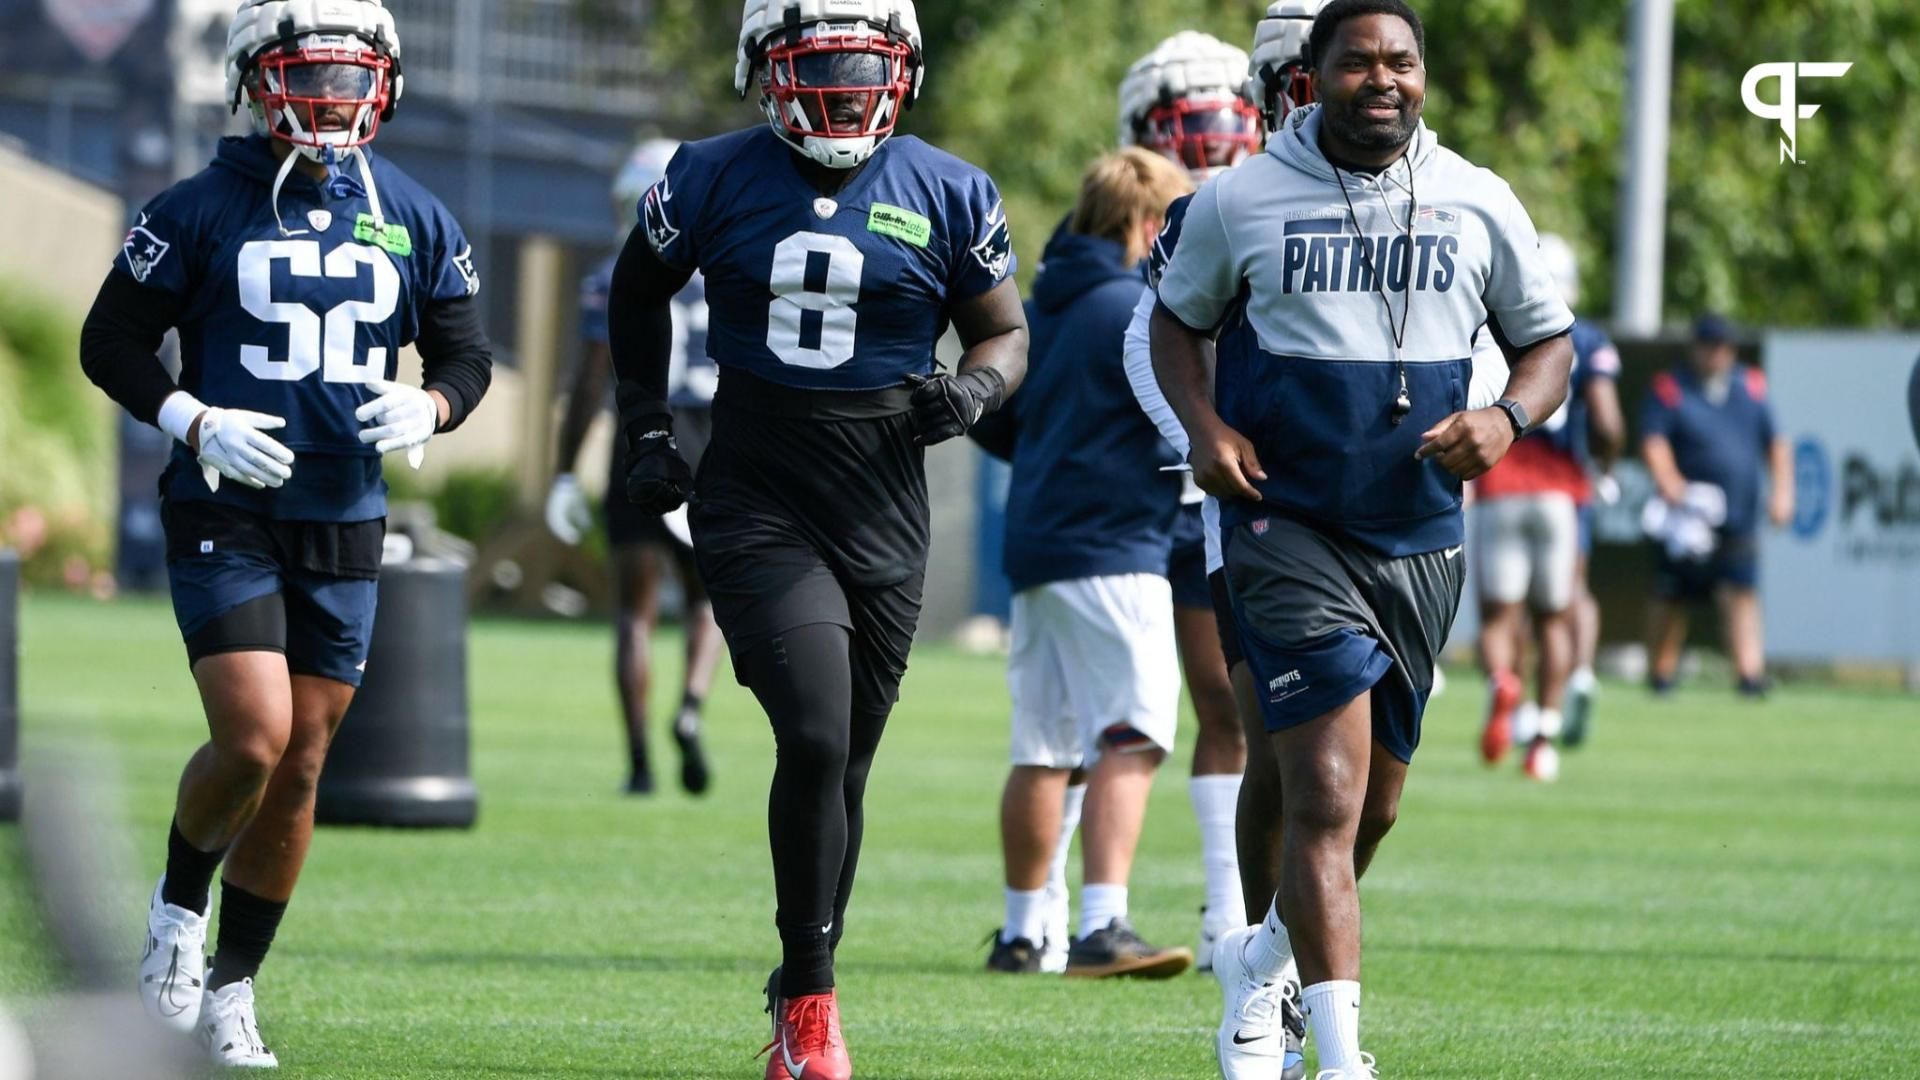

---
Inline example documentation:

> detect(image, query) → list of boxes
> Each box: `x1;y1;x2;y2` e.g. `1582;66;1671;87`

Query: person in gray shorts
1225;514;1462;766
1148;1;1574;1073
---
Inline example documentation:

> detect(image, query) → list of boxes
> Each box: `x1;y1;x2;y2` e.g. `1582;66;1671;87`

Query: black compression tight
735;622;895;998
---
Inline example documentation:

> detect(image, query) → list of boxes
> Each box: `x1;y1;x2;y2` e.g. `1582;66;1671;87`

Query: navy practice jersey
117;135;478;521
580;254;714;407
640;126;1015;392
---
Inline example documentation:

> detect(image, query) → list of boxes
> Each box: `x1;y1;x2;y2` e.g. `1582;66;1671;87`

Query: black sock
208;881;289;990
778;922;835;998
162;819;225;916
629;746;653;778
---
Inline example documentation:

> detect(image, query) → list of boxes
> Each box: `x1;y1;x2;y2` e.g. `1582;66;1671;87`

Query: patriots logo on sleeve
120;214;170;284
452;246;480;296
642;178;681;256
970;200;1013;283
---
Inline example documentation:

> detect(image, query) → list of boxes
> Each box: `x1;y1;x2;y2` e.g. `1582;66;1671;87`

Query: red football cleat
761;975;850;1080
1480;669;1521;765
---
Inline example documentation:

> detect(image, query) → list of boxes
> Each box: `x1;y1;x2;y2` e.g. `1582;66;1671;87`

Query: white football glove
355;378;436;469
157;393;296;493
545;473;593;546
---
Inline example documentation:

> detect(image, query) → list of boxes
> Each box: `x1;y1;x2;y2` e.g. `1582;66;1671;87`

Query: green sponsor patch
867;203;931;248
355;214;413;256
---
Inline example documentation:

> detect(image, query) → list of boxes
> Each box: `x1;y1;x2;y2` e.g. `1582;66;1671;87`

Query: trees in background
639;0;1916;329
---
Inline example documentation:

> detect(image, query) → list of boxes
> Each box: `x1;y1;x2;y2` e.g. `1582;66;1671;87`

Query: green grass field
3;591;1918;1078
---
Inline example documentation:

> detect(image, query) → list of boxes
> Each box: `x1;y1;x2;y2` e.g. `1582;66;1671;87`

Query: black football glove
904;367;1006;447
619;410;692;514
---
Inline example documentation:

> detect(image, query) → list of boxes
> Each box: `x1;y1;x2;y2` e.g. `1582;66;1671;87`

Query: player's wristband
157;390;209;445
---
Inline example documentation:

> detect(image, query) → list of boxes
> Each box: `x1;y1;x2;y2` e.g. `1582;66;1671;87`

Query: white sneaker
200;978;278;1068
1315;1051;1378;1079
1038;887;1070;974
139;876;208;1034
1213;926;1305;1080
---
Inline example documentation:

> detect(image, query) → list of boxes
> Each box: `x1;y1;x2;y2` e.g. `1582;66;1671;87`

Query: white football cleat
1315;1051;1379;1079
200;978;278;1068
139;876;208;1034
1213;925;1305;1079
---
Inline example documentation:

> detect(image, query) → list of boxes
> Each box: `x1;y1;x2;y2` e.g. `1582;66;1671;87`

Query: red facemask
760;29;915;144
1140;94;1264;172
250;40;392;154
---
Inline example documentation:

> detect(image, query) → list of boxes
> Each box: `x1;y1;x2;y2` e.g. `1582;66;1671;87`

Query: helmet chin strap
268;140;386;238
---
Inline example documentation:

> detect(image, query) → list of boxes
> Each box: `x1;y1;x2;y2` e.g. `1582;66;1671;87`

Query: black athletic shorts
606;405;712;548
162;499;384;686
689;370;928;705
1223;514;1464;763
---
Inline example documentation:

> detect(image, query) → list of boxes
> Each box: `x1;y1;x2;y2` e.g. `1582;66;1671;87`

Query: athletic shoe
624;768;655;796
1066;917;1191;979
139;876;208;1035
1480;669;1522;765
1211;925;1306;1080
1522;737;1561;783
1562;670;1596;748
1038;885;1070;974
673;709;711;795
199;978;277;1068
983;930;1042;974
1737;675;1770;699
761;968;850;1080
1314;1051;1378;1079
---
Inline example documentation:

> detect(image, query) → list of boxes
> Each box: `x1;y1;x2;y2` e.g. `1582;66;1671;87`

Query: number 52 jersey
640;126;1015;391
118;134;479;521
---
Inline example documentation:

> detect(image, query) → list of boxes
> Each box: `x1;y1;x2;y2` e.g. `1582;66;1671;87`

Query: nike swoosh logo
1231;1031;1270;1045
782;1036;809;1077
1444;545;1464;560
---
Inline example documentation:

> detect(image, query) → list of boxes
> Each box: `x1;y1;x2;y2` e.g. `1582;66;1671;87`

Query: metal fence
386;0;655;114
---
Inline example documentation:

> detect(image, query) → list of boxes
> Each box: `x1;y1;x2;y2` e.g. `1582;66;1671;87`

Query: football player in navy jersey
607;2;1026;1075
78;0;490;1066
548;140;723;797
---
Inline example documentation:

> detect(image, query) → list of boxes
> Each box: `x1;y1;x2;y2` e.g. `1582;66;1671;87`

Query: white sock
1570;667;1597;694
1536;707;1564;740
1045;783;1085;903
1303;980;1362;1071
1512;701;1541;745
1079;883;1128;938
1189;774;1246;928
1000;887;1045;945
1242;900;1297;981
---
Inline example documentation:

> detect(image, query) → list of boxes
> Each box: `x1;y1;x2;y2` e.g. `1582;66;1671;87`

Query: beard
1325;95;1418;152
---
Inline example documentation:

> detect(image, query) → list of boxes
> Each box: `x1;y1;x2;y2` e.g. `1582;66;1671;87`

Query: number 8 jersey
640;127;1014;390
119;134;478;521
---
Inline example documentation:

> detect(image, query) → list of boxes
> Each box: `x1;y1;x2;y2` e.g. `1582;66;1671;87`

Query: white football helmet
1539;233;1581;309
1118;31;1261;180
612;138;682;232
226;0;402;164
1247;0;1322;132
735;0;924;170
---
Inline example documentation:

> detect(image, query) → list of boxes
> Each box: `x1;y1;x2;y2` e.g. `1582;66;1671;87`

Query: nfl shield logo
1251;518;1270;536
308;209;333;233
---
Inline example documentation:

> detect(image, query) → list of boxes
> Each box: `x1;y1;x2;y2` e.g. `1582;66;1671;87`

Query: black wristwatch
1493;397;1529;438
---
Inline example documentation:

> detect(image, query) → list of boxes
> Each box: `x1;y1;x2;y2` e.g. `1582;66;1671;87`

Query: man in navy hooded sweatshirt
972;148;1197;978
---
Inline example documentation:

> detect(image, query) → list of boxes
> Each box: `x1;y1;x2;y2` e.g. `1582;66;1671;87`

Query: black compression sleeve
416;295;494;432
79;272;185;427
608;230;692;413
